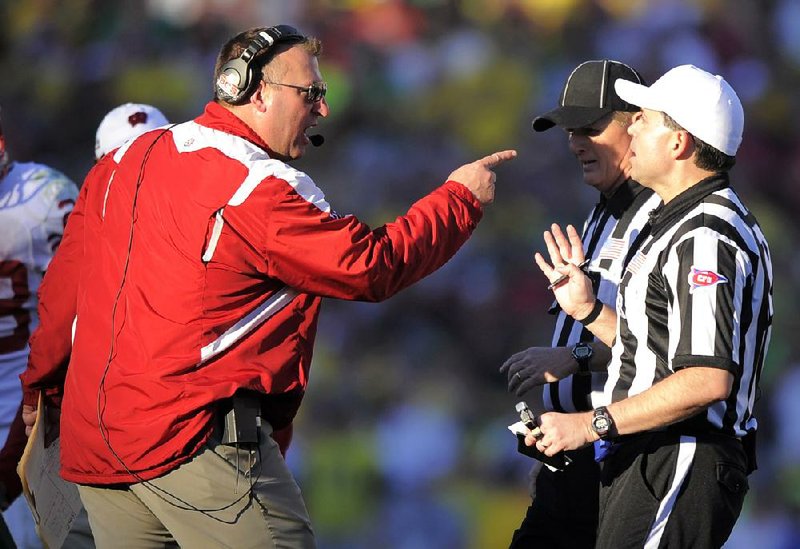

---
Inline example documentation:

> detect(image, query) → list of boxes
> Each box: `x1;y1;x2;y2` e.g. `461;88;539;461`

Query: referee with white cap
531;64;773;548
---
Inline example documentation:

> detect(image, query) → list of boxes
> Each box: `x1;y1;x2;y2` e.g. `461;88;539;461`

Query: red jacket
23;102;482;484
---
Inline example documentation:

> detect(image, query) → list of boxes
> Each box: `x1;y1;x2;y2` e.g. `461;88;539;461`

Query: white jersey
0;161;78;405
0;161;77;549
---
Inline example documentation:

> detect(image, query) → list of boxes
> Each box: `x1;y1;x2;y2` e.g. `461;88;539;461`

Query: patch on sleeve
688;266;728;293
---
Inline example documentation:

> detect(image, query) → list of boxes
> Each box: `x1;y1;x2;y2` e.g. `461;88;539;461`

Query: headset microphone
309;134;324;147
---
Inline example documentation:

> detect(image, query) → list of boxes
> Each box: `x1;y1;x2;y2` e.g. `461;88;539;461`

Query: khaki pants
64;506;95;548
77;424;314;549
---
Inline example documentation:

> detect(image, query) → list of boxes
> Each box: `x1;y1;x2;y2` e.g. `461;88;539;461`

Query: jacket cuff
443;180;484;218
22;389;40;408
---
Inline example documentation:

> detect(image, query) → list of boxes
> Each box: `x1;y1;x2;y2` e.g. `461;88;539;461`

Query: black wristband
577;299;603;325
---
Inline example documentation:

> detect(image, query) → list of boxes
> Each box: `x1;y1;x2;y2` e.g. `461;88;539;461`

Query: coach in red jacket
20;25;514;548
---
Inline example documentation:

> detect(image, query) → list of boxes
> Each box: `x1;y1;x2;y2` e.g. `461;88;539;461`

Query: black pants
509;445;599;549
596;431;748;549
0;514;14;549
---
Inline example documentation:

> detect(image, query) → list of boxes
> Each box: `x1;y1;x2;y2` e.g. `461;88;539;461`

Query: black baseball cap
532;60;646;132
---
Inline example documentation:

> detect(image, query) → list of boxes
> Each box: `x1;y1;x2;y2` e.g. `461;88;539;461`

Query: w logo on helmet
688;266;728;293
128;111;149;127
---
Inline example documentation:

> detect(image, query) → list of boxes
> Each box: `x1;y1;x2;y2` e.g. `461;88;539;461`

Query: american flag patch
627;251;647;275
598;238;625;261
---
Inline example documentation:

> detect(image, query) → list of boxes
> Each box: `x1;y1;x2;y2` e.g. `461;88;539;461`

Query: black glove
500;358;539;397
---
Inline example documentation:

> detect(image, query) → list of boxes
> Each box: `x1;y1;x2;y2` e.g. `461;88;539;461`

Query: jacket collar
196;101;275;156
647;172;730;239
600;178;649;218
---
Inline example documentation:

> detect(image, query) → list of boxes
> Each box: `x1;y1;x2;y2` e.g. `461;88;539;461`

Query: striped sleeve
666;229;745;372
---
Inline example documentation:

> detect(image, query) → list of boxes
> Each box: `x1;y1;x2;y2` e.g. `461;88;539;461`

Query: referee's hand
534;223;596;320
524;410;596;456
500;346;577;396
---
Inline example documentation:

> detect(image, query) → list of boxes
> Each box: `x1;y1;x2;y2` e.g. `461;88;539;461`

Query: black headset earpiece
216;24;305;105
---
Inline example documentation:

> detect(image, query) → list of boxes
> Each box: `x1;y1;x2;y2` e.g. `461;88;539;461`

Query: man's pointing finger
482;149;517;168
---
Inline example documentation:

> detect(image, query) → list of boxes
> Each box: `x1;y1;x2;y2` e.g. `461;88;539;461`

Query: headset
215;24;306;105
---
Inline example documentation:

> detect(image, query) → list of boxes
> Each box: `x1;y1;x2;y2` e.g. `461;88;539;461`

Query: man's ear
250;81;272;113
672;129;695;161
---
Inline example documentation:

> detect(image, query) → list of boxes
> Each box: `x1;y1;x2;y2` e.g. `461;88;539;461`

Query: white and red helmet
94;103;169;160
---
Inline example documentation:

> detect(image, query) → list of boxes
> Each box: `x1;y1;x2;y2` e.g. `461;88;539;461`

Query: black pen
547;259;590;290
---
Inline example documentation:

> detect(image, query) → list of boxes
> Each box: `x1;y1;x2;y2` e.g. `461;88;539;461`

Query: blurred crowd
2;0;799;547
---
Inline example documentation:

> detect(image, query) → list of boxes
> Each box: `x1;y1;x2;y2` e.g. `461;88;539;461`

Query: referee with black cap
501;59;660;548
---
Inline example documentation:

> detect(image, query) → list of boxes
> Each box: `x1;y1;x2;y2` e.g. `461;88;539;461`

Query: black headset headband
216;25;306;105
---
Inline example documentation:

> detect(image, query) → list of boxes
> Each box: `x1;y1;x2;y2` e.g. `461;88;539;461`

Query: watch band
577;298;604;325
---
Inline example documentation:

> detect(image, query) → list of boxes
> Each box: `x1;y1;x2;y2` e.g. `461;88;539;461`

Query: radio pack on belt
221;390;262;446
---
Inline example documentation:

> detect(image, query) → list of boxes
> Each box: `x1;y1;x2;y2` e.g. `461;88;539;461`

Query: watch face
592;407;613;438
593;416;610;432
574;346;592;359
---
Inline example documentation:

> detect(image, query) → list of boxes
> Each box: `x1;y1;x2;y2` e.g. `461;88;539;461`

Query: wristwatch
591;406;615;440
571;342;593;375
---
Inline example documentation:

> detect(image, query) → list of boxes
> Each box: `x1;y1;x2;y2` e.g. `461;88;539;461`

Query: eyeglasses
263;81;327;103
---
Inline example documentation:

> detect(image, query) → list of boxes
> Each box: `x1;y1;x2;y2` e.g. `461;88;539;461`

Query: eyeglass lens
308;83;326;102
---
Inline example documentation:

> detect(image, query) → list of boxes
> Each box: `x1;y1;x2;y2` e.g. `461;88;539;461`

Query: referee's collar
647;173;730;238
601;178;649;218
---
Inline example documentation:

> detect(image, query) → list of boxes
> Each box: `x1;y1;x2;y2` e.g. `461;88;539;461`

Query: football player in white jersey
0;107;79;548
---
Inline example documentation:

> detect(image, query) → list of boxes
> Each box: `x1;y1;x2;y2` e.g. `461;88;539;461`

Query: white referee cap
95;103;169;160
614;64;744;156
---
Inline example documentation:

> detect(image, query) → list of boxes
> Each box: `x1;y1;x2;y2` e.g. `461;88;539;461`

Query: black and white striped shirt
543;180;661;412
602;174;773;437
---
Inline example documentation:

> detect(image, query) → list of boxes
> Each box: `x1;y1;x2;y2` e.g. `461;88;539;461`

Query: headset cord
95;125;263;522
